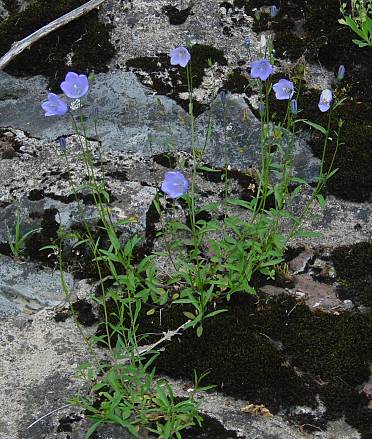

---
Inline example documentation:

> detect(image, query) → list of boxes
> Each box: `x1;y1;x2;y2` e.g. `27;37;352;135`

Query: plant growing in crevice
37;35;344;435
339;0;372;47
5;204;41;259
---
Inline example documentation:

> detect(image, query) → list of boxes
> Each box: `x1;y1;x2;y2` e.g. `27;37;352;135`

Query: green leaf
196;326;203;337
316;193;326;208
205;309;227;319
226;198;255;210
296;229;322;238
183;311;196;320
85;420;103;439
295;119;327;135
197;166;221;173
352;39;369;47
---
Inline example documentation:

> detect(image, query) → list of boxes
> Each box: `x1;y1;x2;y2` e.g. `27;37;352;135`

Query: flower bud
337;65;346;81
58;136;67;149
270;5;279;17
290;99;298;114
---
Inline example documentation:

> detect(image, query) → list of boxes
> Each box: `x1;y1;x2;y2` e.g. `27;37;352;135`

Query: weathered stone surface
0;70;320;182
0;306;362;438
0;0;371;438
0;0;8;20
0;254;73;316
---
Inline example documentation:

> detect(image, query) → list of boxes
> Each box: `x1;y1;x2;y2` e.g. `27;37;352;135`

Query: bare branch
116;321;189;365
0;0;108;70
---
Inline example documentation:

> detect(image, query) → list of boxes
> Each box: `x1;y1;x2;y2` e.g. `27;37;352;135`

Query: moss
135;293;372;437
0;0;115;90
222;68;249;94
331;242;372;308
153;152;177;169
262;0;372;202
267;73;372;202
126;45;226;117
2;0;18;13
162;4;193;25
183;413;239;438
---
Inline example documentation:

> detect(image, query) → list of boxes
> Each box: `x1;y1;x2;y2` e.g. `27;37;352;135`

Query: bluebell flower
60;72;89;99
258;101;266;115
290;99;298;114
169;46;191;68
220;89;228;104
161;171;189;198
273;79;295;100
318;89;333;112
250;59;273;81
58;136;67;149
337;65;346;81
270;5;279;17
244;36;252;49
41;93;68;117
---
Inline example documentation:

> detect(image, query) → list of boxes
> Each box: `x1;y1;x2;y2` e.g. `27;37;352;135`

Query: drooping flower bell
58;136;67;149
41;93;68;117
273;79;295;100
244;36;252;49
161;171;189;198
337;65;346;81
290;99;298;114
60;72;89;99
318;89;333;112
270;5;279;17
250;59;273;81
169;46;191;68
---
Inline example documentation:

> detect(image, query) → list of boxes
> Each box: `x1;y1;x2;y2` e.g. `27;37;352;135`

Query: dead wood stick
116;321;189;365
0;0;107;70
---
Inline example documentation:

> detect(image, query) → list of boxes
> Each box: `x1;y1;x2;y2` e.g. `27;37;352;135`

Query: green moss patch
0;0;115;91
331;242;372;308
136;294;372;437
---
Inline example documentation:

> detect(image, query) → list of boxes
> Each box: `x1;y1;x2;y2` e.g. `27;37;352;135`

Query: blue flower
337;65;346;81
258;101;266;115
161;171;189;198
270;5;279;17
290;99;298;114
244;36;252;48
250;59;273;81
41;93;68;117
58;136;67;149
60;72;89;99
169;46;191;68
273;79;295;100
318;89;333;112
220;89;228;103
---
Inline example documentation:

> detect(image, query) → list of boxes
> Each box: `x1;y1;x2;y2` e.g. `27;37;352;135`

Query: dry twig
0;0;107;70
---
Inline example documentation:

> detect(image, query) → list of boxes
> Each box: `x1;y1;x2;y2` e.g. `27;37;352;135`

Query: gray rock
0;70;320;183
0;1;8;20
0;254;73;316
